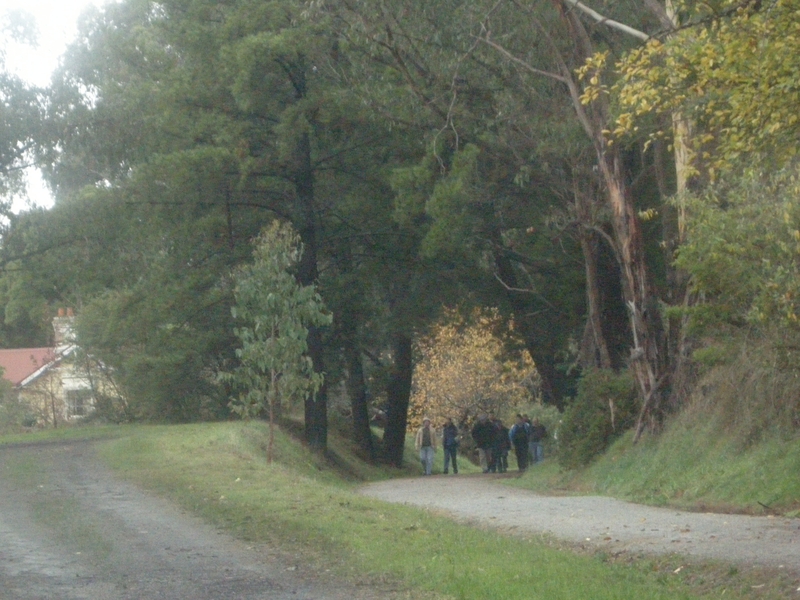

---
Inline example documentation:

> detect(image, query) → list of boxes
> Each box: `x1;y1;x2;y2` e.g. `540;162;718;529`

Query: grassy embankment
514;384;800;517
36;420;785;599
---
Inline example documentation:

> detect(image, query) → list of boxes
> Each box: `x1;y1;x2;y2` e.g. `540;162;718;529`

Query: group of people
414;413;547;476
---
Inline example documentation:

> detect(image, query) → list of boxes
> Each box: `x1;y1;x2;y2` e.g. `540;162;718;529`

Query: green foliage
0;10;43;205
693;332;800;445
0;374;29;433
223;222;331;419
675;168;800;332
558;369;637;470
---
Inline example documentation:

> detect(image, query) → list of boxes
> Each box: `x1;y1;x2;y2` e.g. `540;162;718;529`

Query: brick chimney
53;308;76;348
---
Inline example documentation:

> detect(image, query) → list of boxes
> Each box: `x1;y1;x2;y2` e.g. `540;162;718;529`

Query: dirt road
360;474;800;574
0;441;394;600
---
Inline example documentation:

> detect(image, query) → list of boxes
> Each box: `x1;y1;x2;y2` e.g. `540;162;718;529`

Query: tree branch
561;0;650;41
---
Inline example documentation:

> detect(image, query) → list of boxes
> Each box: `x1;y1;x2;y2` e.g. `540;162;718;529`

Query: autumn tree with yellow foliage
604;0;800;181
408;309;537;430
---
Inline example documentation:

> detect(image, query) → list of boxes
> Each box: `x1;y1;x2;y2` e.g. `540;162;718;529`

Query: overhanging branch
562;0;650;41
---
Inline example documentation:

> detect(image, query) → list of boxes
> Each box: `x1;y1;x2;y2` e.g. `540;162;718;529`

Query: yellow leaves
578;51;610;106
603;0;800;177
638;208;659;222
408;307;534;430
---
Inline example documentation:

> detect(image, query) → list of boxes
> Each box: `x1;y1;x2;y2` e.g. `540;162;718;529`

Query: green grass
82;421;775;599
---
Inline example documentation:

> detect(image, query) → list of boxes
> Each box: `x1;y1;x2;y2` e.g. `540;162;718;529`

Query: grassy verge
0;423;128;447
85;421;783;599
512;413;800;516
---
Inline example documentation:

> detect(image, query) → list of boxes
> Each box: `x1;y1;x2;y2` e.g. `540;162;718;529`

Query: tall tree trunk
345;337;375;460
557;3;668;439
294;126;328;451
383;332;413;467
575;181;613;370
599;161;666;440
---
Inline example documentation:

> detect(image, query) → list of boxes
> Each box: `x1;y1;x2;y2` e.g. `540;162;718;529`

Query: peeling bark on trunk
555;3;668;440
601;168;667;440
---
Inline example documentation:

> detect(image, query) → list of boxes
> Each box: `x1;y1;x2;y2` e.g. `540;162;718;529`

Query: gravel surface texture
0;441;400;600
359;473;800;573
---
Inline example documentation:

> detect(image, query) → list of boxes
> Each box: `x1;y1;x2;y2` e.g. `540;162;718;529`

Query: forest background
1;0;799;469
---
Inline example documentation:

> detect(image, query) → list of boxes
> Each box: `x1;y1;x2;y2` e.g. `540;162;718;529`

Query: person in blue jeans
442;417;459;474
415;417;437;475
529;417;547;464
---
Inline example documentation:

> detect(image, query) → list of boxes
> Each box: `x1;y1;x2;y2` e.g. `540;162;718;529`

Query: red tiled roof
0;348;58;386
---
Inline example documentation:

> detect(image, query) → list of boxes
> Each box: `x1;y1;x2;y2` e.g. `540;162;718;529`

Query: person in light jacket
415;417;437;475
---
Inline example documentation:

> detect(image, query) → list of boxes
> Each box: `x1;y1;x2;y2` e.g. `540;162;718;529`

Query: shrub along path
359;474;800;574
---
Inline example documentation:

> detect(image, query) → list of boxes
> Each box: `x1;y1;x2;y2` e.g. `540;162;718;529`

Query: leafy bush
0;398;34;433
675;168;800;334
558;369;637;470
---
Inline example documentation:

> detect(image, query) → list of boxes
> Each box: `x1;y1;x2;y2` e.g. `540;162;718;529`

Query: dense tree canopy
1;0;798;460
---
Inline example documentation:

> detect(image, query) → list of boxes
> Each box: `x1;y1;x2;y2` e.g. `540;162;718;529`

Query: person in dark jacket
509;414;530;471
487;416;501;473
529;417;548;464
442;417;460;474
471;414;494;473
493;418;510;473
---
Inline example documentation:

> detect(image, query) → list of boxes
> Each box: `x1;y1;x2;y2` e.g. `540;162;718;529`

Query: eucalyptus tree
225;222;331;461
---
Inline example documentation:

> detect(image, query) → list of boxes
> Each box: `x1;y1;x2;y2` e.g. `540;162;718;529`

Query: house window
65;388;93;417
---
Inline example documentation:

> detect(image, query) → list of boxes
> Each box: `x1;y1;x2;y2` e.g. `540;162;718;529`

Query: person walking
415;417;437;475
442;417;459;474
471;414;494;473
529;417;548;464
524;414;536;465
494;418;510;473
489;415;508;473
509;414;530;471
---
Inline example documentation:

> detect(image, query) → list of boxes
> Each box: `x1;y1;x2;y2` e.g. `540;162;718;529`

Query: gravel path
359;474;800;573
0;442;399;600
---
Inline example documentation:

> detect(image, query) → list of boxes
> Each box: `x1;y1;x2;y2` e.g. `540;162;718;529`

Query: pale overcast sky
2;0;112;209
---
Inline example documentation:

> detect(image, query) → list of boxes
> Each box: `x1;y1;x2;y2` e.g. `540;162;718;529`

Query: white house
0;309;111;427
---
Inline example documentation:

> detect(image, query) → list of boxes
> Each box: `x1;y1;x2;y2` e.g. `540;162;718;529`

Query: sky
2;0;112;210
